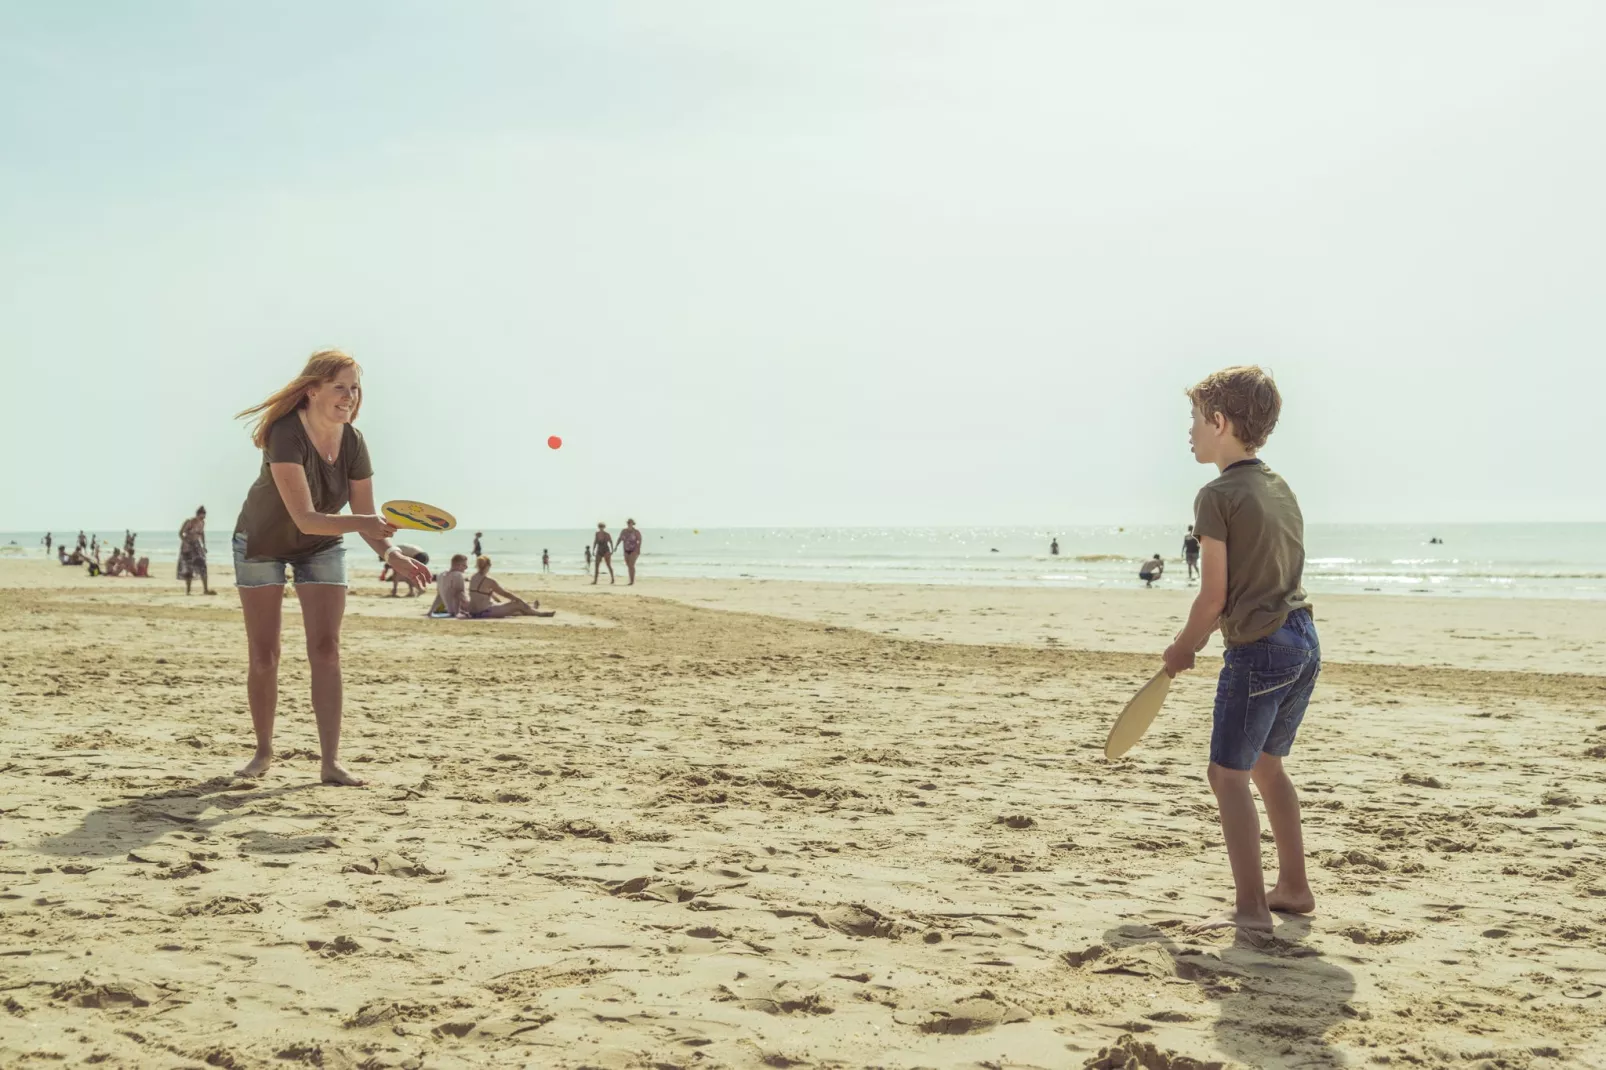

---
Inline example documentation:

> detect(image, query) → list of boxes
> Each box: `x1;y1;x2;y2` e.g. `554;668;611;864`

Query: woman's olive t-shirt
235;414;373;561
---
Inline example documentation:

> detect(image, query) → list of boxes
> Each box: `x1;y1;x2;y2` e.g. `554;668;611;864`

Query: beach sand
2;560;1603;1068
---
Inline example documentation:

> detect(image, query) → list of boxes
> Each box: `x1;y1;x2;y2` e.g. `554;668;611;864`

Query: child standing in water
1162;366;1318;933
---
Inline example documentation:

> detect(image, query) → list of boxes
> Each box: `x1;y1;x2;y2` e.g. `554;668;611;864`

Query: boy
1162;366;1317;933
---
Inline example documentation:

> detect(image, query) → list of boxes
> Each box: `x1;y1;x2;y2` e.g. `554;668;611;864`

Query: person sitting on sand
103;548;128;576
469;556;552;618
58;545;71;565
1140;554;1165;587
436;554;472;618
379;544;430;597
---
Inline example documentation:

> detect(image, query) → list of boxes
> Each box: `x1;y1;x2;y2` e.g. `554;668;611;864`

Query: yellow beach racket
1104;668;1173;759
381;500;458;533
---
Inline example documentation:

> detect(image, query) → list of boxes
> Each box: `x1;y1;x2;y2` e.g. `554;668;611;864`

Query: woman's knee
305;632;341;665
248;643;280;673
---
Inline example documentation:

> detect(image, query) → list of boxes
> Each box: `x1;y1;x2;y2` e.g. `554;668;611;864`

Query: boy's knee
1206;761;1250;792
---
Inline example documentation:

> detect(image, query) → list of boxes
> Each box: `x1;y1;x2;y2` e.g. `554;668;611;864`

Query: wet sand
2;560;1603;1068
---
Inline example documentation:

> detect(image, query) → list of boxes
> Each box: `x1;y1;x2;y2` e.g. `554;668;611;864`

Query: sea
6;523;1605;600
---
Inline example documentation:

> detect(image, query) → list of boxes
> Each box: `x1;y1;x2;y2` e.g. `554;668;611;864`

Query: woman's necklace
299;411;340;464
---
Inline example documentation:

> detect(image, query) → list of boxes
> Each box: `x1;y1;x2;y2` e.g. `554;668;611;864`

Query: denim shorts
232;532;348;588
1211;608;1320;770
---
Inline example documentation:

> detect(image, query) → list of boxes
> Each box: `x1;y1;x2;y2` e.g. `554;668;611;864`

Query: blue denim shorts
1211;608;1320;770
232;532;348;588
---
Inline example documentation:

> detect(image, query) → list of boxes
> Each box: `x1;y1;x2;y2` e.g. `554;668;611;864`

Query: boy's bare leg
1192;762;1273;932
1250;753;1314;913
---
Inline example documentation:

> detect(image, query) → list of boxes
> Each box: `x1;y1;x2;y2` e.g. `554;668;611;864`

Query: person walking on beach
177;506;215;595
541;548;550;573
124;530;136;556
592;523;615;584
231;349;429;786
472;531;483;557
1050;538;1059;556
1183;525;1201;581
618;519;642;585
1162;365;1317;933
77;531;86;553
42;533;52;555
584;545;591;570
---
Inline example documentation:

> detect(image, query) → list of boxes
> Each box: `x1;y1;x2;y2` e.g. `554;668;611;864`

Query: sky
2;1;1603;531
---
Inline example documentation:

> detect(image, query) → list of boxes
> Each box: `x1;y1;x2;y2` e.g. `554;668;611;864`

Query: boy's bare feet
320;761;367;787
1267;883;1315;914
1190;907;1274;934
235;752;272;778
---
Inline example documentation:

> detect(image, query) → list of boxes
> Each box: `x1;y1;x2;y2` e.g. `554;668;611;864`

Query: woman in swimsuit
617;519;643;585
468;556;550;617
591;522;615;585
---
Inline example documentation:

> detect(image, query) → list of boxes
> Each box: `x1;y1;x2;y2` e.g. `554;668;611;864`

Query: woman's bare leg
297;584;364;786
237;585;283;776
604;554;615;583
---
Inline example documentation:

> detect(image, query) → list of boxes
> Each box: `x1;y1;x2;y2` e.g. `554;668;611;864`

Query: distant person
618;519;642;585
42;533;52;554
178;506;215;596
124;529;136;555
1183;525;1201;581
436;554;472;618
380;544;430;597
584;545;592;570
469;556;551;617
230;348;430;786
57;545;70;565
591;523;615;585
90;534;98;556
472;531;483;557
1140;554;1165;587
76;531;86;552
1050;538;1059;556
541;548;550;573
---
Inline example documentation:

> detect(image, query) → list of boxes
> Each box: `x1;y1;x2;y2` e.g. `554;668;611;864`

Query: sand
1;559;1603;1068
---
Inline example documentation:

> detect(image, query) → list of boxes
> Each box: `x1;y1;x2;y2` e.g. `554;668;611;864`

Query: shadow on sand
35;777;334;858
1100;919;1357;1068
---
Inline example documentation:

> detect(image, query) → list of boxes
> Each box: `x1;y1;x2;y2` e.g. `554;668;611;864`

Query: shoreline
6;559;1606;676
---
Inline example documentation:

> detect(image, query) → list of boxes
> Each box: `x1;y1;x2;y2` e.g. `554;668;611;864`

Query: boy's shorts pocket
1248;664;1304;700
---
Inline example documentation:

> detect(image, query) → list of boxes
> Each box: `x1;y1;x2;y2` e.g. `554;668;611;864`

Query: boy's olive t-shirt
235;414;373;561
1192;459;1309;646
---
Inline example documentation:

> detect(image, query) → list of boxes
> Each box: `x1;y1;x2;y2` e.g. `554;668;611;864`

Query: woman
591;522;615;585
177;506;214;595
468;556;552;618
618;518;643;585
232;350;430;786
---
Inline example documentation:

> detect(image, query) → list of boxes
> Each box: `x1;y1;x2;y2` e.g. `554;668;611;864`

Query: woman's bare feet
320;761;367;787
1267;883;1315;914
1189;907;1274;934
235;752;272;778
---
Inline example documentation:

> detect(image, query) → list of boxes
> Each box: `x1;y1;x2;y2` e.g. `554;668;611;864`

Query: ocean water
7;523;1605;600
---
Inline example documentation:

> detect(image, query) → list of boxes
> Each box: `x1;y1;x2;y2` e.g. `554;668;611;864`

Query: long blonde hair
236;350;363;449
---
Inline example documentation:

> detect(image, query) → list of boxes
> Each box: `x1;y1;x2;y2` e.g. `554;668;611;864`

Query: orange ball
547;436;562;450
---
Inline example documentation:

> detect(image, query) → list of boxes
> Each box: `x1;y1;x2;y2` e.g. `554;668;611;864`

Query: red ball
547;436;562;450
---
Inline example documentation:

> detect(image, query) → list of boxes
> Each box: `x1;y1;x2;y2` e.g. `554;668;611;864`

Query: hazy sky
3;2;1602;531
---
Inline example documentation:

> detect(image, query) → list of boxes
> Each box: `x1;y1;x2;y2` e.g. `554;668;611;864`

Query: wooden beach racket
1104;668;1173;759
381;500;458;533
